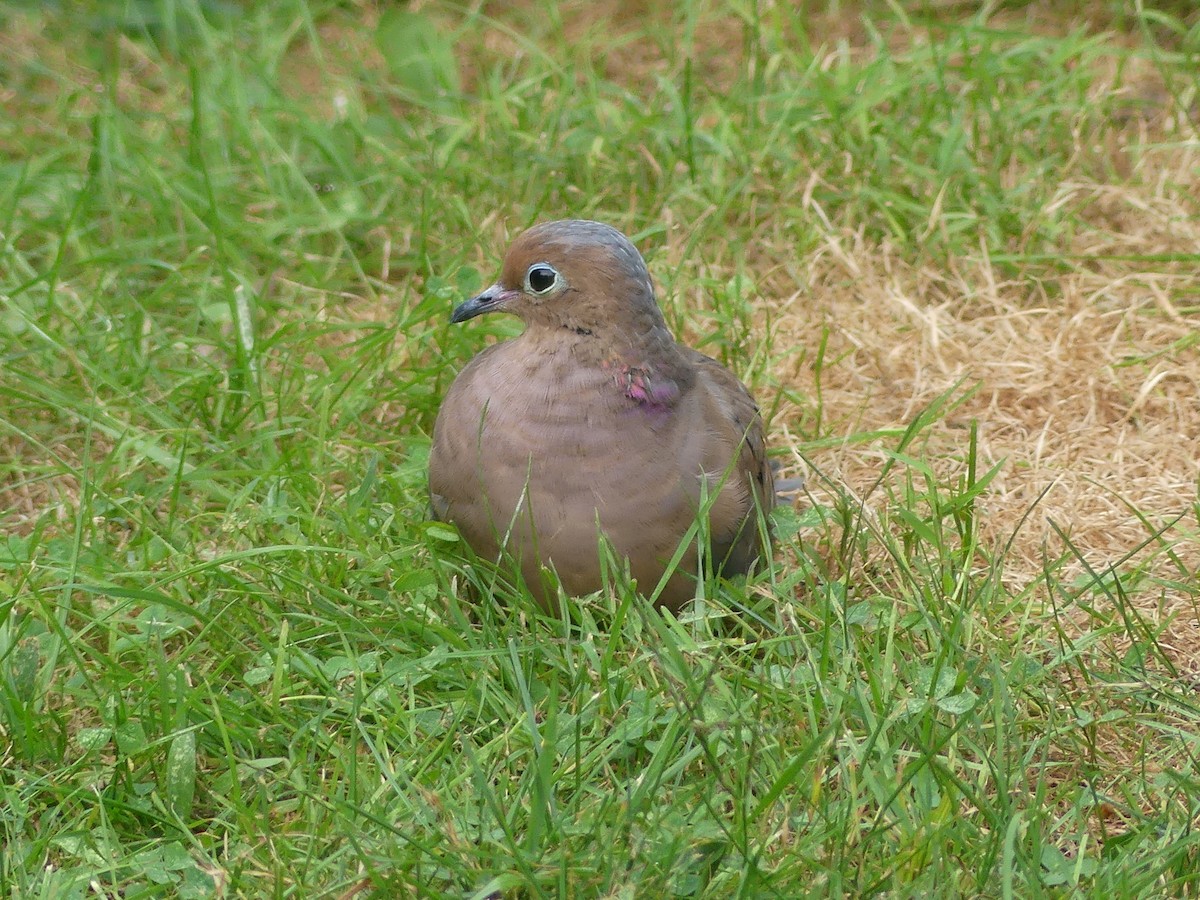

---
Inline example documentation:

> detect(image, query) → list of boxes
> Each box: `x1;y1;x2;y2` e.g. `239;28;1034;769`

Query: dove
428;219;775;612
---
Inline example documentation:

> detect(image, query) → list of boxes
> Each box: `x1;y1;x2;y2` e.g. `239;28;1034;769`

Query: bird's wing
684;348;775;574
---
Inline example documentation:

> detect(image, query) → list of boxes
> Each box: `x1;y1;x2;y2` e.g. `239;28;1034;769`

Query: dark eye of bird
528;265;557;293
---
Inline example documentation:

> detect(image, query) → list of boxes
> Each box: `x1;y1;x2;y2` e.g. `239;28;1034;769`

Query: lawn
2;0;1199;896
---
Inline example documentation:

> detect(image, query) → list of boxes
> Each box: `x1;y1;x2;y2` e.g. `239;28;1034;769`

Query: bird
428;219;775;612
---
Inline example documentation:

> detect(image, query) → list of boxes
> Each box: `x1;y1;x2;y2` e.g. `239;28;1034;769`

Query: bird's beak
450;284;514;324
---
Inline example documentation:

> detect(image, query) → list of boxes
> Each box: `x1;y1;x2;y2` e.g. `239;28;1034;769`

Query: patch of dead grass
763;126;1199;665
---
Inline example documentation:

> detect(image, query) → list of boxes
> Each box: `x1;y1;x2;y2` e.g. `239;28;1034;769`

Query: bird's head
450;220;669;338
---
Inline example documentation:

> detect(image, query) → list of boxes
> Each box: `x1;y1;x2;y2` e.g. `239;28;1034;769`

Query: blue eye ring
525;263;559;294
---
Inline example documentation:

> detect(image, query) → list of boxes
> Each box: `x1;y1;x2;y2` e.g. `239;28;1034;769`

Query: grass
2;0;1200;895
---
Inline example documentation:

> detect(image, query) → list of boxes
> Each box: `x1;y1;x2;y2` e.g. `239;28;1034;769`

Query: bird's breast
431;343;701;553
450;349;669;462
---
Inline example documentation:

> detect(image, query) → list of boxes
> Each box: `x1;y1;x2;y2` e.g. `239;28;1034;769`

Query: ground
1;0;1199;896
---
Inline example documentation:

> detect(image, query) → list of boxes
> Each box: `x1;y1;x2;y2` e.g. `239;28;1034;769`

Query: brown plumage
429;220;774;611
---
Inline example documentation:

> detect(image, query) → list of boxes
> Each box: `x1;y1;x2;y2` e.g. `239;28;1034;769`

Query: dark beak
450;285;509;324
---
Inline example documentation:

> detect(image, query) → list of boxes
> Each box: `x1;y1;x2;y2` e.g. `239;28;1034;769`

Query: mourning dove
429;219;775;611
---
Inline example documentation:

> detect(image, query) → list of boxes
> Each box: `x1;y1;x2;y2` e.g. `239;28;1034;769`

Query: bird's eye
526;264;559;294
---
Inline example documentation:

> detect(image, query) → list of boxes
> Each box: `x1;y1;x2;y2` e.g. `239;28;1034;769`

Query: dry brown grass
762;116;1199;668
